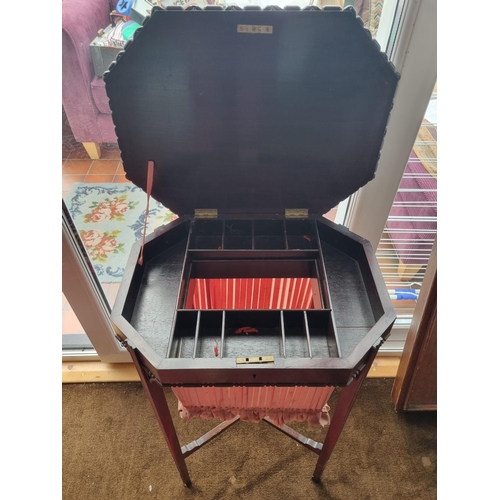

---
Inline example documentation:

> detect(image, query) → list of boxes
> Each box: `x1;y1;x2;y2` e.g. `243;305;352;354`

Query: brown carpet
62;379;436;499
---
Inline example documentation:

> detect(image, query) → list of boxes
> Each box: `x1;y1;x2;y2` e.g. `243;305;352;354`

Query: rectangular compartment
224;236;253;250
223;220;253;249
254;220;286;250
194;310;224;359
182;253;323;310
318;231;378;358
127;222;190;358
254;236;286;250
283;310;309;358
169;310;199;358
286;219;318;250
223;310;283;358
190;219;223;249
306;310;338;358
254;220;284;236
224;220;252;237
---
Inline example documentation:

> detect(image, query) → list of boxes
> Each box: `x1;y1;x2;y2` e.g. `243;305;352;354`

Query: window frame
62;0;436;361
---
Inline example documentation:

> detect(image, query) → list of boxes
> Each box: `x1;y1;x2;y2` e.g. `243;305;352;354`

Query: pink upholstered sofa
62;0;118;158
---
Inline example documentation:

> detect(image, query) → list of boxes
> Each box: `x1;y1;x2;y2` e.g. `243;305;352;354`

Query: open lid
104;6;399;217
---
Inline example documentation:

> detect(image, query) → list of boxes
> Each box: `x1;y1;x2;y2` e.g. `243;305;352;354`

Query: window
345;0;436;352
62;0;436;361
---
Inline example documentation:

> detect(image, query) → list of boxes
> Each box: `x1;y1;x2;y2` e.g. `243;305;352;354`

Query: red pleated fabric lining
185;278;316;310
175;277;332;427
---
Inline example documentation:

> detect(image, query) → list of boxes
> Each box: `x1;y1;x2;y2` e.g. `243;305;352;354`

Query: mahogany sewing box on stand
105;4;399;486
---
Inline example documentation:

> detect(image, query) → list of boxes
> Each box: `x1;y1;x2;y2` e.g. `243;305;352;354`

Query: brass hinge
285;209;308;219
194;209;218;219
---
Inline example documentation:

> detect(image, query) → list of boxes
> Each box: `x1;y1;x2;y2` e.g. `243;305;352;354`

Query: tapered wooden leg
128;347;191;486
312;346;380;483
82;142;101;159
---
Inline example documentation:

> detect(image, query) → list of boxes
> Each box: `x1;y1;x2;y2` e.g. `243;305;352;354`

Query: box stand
104;6;400;487
127;342;381;486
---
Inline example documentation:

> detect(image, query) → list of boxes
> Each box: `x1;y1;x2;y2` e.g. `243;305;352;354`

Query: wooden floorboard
62;356;400;383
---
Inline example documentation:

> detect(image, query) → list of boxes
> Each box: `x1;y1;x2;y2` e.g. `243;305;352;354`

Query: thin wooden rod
330;309;343;358
182;416;240;458
192;310;201;359
165;310;178;359
220;310;226;358
313;220;342;357
262;417;323;455
303;311;313;358
280;310;287;358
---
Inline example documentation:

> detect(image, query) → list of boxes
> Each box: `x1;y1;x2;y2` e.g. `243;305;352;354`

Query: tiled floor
62;159;128;198
62;111;129;196
62;109;129;336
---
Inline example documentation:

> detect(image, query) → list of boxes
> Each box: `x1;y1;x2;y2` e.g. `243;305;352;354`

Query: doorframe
391;238;437;410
